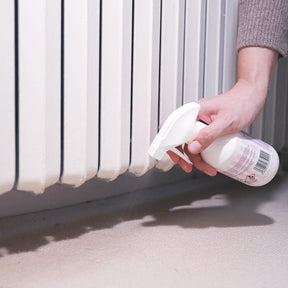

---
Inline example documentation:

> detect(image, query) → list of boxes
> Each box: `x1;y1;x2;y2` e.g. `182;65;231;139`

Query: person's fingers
166;150;180;163
178;158;193;173
187;140;203;155
187;119;226;153
184;145;217;176
166;147;192;173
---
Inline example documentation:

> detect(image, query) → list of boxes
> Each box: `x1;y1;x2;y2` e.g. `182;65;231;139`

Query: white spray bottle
148;102;279;186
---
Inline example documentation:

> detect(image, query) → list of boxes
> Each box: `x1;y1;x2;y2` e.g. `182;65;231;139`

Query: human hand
167;47;278;175
167;79;267;175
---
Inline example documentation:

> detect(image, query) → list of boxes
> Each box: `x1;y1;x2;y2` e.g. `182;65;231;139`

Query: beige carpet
0;173;288;288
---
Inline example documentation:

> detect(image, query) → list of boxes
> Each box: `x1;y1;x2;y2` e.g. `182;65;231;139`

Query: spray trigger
148;102;200;163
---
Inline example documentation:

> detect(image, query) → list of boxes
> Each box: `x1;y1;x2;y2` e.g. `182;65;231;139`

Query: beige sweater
237;0;288;57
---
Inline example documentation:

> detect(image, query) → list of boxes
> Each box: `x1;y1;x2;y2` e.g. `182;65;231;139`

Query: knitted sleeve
237;0;288;57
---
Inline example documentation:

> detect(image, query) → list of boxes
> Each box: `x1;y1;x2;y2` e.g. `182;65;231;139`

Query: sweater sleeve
237;0;288;57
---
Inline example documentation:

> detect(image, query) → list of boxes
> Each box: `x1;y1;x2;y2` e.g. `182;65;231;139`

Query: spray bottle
148;102;279;186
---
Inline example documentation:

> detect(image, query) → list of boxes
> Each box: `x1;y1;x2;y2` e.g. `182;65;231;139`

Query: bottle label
218;132;276;186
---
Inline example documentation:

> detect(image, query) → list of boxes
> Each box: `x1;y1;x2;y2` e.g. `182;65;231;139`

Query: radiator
0;0;287;195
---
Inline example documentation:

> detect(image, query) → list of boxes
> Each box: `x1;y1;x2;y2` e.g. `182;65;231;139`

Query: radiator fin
129;0;161;176
156;0;186;172
97;0;133;180
17;0;61;194
0;0;15;194
183;0;206;104
61;0;99;187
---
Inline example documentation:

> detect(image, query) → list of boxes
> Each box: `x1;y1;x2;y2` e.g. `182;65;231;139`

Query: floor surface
0;174;288;288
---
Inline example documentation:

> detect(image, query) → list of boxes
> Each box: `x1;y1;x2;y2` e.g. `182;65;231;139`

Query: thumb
187;121;225;154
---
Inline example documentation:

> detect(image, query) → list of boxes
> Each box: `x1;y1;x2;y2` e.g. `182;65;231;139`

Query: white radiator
0;0;287;195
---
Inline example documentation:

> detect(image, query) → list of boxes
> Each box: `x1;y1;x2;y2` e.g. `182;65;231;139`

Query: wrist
236;78;268;104
228;78;268;122
237;47;278;96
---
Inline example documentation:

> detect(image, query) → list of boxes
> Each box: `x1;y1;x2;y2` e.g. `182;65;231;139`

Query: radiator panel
17;0;61;194
129;0;161;176
0;0;15;194
204;0;225;98
274;58;288;151
262;68;278;145
97;0;132;180
156;0;186;172
61;0;100;187
159;0;185;121
222;0;238;93
183;0;206;103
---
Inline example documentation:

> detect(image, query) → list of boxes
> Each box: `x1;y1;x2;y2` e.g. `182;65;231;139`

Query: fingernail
205;169;217;177
183;164;192;173
188;141;202;154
